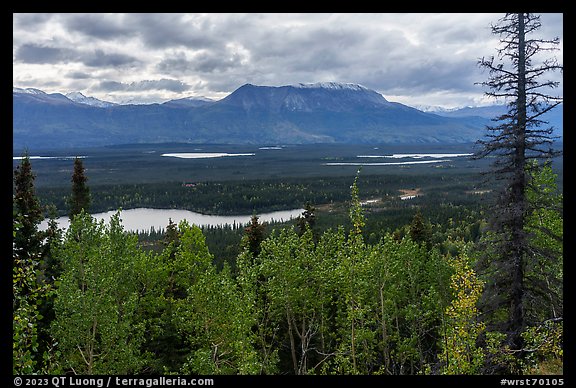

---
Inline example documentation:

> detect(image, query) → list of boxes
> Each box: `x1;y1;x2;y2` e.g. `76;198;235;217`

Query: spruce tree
68;156;91;219
473;13;562;356
243;214;266;258
13;152;47;372
13;152;43;263
409;209;432;248
296;202;316;237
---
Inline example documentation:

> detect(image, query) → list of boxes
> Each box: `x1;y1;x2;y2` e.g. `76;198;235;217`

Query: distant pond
39;207;304;233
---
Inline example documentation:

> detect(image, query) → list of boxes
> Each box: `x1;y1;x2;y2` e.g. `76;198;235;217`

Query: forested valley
36;171;495;269
13;154;563;376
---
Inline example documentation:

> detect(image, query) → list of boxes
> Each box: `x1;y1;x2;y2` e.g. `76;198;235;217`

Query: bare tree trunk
379;285;390;373
286;308;298;374
509;12;527;349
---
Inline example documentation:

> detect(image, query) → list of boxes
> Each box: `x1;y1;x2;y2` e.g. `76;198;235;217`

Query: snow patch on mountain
182;96;214;102
163;96;216;107
414;104;464;113
65;92;118;107
290;82;369;91
13;87;46;95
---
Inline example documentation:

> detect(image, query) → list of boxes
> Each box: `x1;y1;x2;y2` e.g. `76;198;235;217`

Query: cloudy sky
13;13;563;108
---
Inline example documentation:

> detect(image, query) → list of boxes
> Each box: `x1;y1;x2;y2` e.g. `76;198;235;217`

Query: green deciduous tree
13;218;52;374
258;227;336;374
173;221;260;374
235;247;281;374
440;245;485;374
13;153;52;373
51;212;147;374
524;160;563;323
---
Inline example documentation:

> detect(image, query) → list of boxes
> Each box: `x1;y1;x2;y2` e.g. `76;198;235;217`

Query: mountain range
12;83;563;150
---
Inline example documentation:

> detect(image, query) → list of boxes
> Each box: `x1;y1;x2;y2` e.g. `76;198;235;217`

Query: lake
39;207;304;233
15;143;494;187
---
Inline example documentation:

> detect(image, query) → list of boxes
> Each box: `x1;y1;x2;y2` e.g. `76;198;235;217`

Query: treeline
36;170;497;269
35;172;492;217
136;199;488;271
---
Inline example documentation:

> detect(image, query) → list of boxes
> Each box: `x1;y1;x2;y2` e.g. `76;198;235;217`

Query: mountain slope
432;104;563;138
162;96;215;108
169;83;491;144
65;92;118;108
13;83;512;149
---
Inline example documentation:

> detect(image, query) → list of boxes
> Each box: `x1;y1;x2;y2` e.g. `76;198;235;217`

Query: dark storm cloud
368;57;480;96
124;13;222;49
417;15;491;44
82;49;140;67
62;13;135;40
98;80;126;91
157;48;246;75
15;43;140;68
196;51;247;73
156;53;193;75
246;24;365;63
185;22;378;90
67;71;92;79
13;13;55;27
15;44;73;64
97;79;191;93
408;60;476;91
13;13;562;107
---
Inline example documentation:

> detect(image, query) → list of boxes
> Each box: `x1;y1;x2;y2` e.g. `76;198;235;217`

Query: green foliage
13;152;44;262
51;212;147;374
13;154;54;374
364;235;451;375
524;161;563;323
296;202;316;237
13;218;52;374
36;167;499;218
172;222;260;374
475;160;563;373
349;173;365;237
521;319;563;374
242;214;267;258
241;176;453;375
409;209;432;248
258;227;337;374
235;247;281;374
15;146;562;375
482;319;563;375
439;245;485;374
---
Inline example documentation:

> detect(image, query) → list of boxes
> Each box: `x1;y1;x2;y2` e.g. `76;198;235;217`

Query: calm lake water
39;207;304;233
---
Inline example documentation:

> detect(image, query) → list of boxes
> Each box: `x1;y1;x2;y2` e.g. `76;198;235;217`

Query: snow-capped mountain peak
290;82;369;91
65;92;117;107
182;96;214;102
13;87;46;95
162;95;216;107
414;104;465;113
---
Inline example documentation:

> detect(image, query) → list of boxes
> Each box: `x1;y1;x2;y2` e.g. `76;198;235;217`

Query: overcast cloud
12;13;563;108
